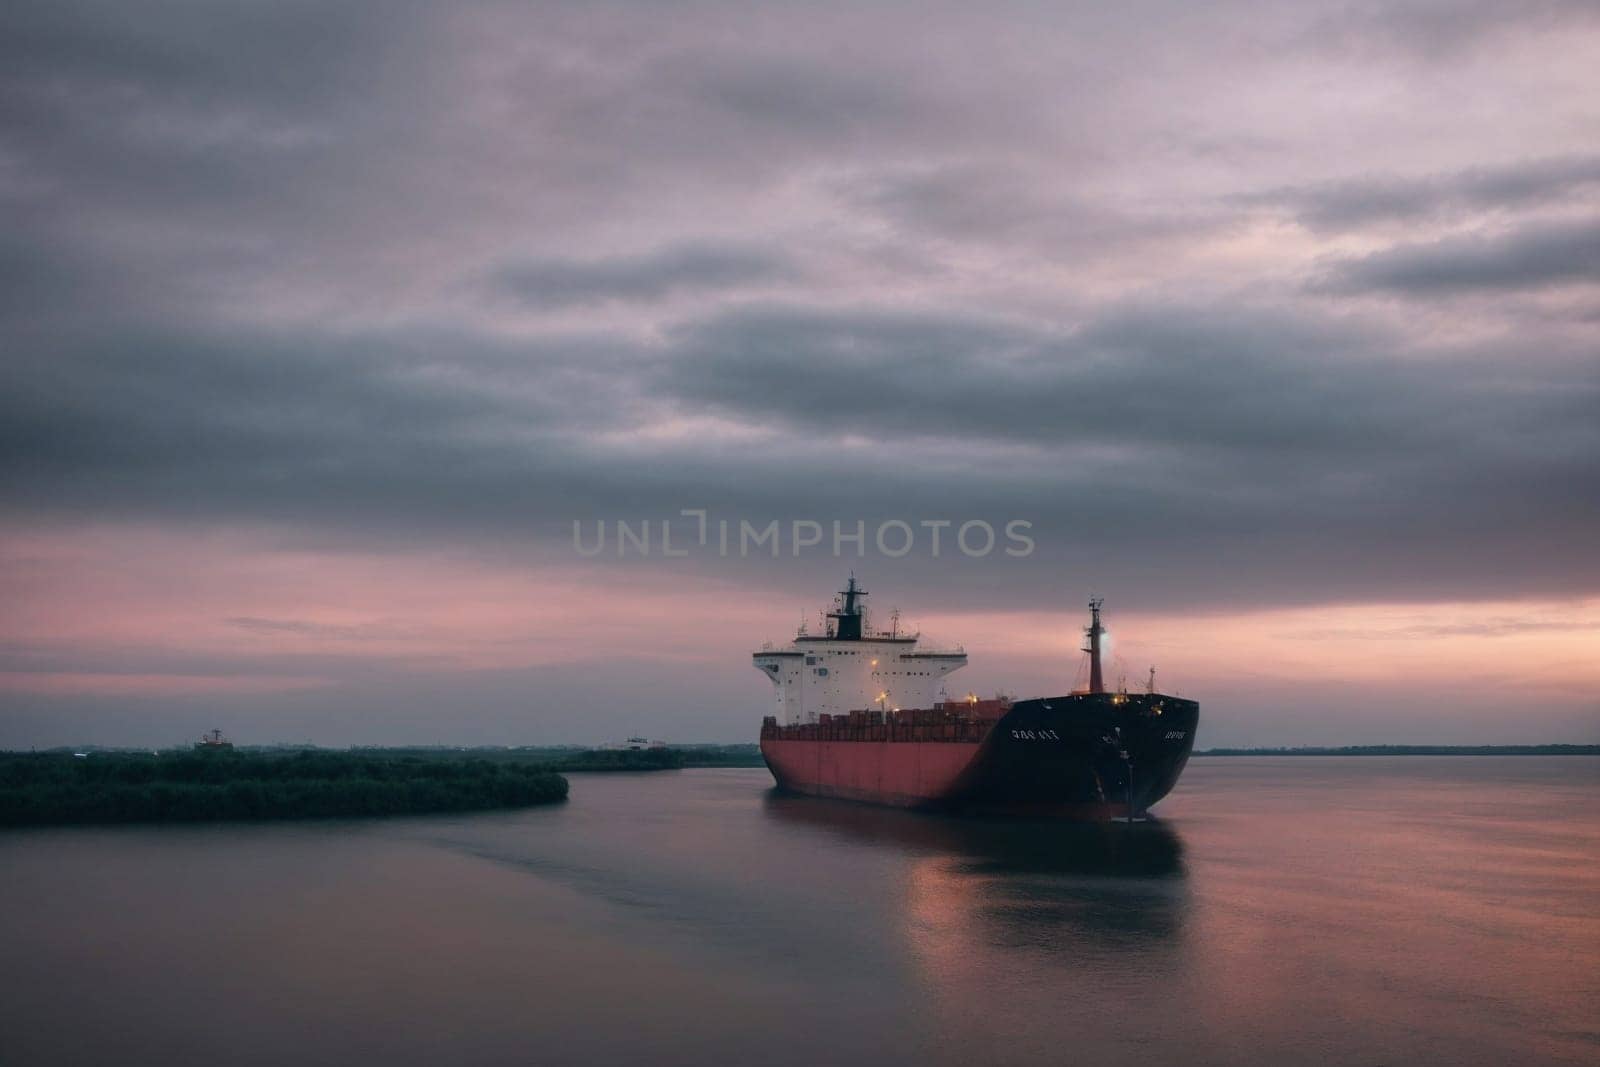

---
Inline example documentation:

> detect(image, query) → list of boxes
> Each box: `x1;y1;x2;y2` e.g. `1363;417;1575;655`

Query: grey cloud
0;640;442;680
644;301;1599;604
1;0;1598;626
0;1;429;190
0;2;419;108
661;303;1445;454
1288;620;1600;640
1248;156;1600;232
1318;219;1600;295
0;319;661;531
842;165;1215;257
224;617;422;641
848;166;1095;243
682;54;922;134
490;244;797;309
4;296;1595;611
1312;0;1600;60
0;3;1042;332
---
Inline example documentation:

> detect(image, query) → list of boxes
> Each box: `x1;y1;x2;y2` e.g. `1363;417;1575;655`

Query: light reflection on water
1;758;1597;1067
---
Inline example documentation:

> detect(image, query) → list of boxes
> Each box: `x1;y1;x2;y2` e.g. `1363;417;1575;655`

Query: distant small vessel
756;577;1199;819
194;728;235;752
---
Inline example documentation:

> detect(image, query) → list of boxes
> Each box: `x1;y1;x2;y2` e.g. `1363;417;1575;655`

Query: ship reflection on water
764;790;1194;1062
762;791;1189;943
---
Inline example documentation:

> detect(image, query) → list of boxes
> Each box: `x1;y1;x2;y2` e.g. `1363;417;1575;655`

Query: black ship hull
943;693;1199;818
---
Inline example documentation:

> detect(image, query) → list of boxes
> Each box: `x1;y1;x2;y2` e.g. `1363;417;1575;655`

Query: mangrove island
0;749;569;828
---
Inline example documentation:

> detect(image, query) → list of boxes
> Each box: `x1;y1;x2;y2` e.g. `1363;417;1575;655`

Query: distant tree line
673;744;765;768
0;750;568;827
545;747;687;772
542;745;767;771
346;744;767;770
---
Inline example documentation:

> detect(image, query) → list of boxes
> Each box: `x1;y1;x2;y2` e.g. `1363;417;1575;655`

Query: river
2;757;1597;1066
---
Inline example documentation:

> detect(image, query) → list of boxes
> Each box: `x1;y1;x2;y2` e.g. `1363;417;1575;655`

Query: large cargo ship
756;578;1198;819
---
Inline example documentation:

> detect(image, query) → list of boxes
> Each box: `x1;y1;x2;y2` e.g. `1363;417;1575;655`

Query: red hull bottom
761;738;979;808
759;739;1134;817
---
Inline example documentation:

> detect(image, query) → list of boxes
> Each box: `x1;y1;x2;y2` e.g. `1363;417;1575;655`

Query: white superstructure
752;577;967;725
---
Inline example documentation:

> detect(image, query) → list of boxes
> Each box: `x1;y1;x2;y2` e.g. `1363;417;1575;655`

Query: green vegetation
542;744;766;771
675;744;764;768
347;743;766;770
546;747;686;772
0;750;568;827
1194;745;1600;756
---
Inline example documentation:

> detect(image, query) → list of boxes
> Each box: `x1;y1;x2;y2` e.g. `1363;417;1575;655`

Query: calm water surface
3;758;1597;1066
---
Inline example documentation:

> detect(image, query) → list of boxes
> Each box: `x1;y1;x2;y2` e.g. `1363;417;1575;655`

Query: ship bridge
753;577;967;725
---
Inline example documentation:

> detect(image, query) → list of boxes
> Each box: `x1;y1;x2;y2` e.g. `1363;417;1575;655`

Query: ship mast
1083;597;1106;695
829;574;868;641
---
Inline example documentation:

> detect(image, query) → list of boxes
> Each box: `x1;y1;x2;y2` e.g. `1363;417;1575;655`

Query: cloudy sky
3;0;1597;747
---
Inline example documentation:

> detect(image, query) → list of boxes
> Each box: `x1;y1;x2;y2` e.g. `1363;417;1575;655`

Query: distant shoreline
1192;745;1599;756
0;750;568;828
